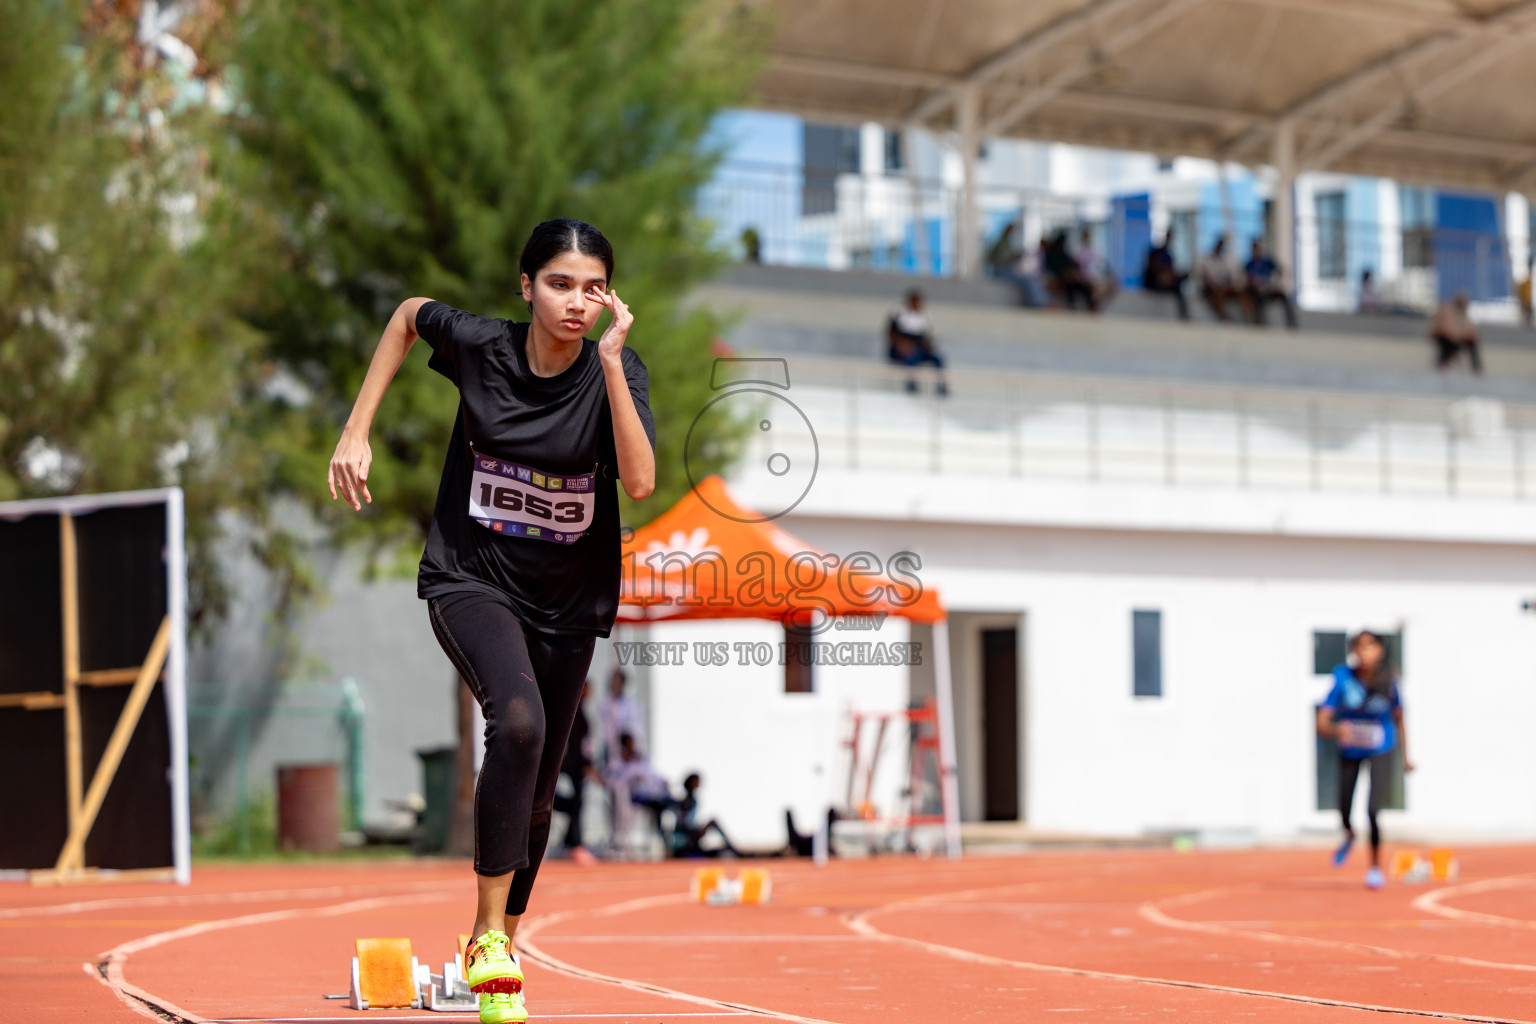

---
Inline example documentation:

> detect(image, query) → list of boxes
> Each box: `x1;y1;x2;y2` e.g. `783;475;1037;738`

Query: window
884;130;904;173
802;123;861;217
1132;610;1162;697
784;624;814;693
1400;185;1434;269
1312;631;1347;675
1315;192;1346;280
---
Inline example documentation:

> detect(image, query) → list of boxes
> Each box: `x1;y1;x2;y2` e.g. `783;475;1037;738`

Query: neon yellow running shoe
464;930;523;994
479;989;527;1024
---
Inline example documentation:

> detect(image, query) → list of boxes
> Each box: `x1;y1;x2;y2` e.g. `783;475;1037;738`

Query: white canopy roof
753;0;1536;194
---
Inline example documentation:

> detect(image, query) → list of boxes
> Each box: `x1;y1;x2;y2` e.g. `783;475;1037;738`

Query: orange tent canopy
618;475;944;624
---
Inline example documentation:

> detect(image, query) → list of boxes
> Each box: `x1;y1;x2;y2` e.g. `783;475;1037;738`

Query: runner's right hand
328;430;373;511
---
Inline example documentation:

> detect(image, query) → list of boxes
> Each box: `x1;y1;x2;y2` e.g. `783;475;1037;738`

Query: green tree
235;0;765;851
0;0;285;625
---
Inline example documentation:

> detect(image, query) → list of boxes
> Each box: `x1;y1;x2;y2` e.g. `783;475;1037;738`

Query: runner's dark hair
520;218;614;282
1349;629;1397;694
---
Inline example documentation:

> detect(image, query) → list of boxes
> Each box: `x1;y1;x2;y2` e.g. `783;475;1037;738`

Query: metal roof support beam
1303;21;1536;171
1220;0;1536;161
1273;118;1297;294
955;84;982;280
905;0;1149;126
769;54;957;91
1224;0;1476;30
983;0;1209;138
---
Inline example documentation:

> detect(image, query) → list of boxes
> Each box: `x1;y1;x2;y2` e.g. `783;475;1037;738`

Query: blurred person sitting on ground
1357;268;1383;314
1243;240;1298;328
1076;227;1117;311
1044;229;1095;311
1429;290;1482;375
667;773;742;858
886;289;949;396
1316;630;1412;890
1197;238;1249;322
606;732;674;847
1142;229;1190;321
552;679;599;865
985;221;1049;307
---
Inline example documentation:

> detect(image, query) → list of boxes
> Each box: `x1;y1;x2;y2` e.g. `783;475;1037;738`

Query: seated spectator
887;289;949;396
986;221;1049;307
1244;240;1298;328
667;773;741;858
1197;238;1248;322
1044;229;1094;311
606;732;674;845
1142;230;1190;320
1430;290;1482;375
1076;227;1117;311
1357;268;1383;314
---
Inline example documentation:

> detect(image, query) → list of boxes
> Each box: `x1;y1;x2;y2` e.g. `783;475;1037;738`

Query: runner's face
1354;636;1383;672
522;252;609;342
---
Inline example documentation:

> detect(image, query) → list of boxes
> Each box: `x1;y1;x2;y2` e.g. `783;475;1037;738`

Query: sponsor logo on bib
468;451;597;545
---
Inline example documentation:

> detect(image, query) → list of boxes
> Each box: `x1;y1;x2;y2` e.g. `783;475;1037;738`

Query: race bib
468;452;596;544
1336;719;1385;751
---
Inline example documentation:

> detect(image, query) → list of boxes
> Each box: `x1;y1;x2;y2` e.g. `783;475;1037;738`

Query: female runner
328;219;655;1023
1317;630;1413;890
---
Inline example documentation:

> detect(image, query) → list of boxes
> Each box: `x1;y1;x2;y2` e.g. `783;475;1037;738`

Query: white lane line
89;887;463;1023
1141;885;1536;973
518;893;847;1024
3;879;462;920
211;1014;751;1022
1414;876;1536;929
844;906;1536;1024
539;934;867;943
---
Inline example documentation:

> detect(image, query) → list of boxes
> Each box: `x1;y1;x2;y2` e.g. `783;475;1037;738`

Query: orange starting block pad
347;936;480;1012
690;867;772;905
1387;848;1460;884
349;938;420;1010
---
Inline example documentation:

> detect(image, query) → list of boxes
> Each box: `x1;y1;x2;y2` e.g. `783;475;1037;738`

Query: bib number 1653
478;482;585;523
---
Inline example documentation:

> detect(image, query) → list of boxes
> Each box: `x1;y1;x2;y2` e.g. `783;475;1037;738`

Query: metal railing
744;357;1531;502
700;161;1526;314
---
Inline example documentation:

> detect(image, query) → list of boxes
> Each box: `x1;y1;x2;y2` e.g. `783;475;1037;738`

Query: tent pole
930;617;962;859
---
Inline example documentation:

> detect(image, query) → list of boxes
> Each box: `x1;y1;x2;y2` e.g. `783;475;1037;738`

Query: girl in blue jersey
1316;630;1413;889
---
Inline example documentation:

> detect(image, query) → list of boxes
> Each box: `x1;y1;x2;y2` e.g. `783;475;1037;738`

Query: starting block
690;867;771;906
349;938;421;1010
1431;848;1460;882
1387;849;1458;884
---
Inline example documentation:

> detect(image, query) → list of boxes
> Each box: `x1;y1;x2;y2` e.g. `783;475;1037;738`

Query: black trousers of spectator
1147;275;1189;319
1338;751;1392;855
1250;286;1298;327
427;589;596;915
553;772;585;849
1435;334;1483;373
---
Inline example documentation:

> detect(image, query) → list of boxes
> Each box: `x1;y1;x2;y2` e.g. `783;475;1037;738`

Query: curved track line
90;887;462;1023
517;893;845;1024
843;886;1536;1024
1415;877;1536;930
3;879;460;921
1141;885;1536;973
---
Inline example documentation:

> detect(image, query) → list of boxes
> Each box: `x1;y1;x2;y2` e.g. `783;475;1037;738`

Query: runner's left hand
591;286;632;364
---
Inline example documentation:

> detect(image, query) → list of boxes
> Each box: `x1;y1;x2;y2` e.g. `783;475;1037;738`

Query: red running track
3;845;1534;1023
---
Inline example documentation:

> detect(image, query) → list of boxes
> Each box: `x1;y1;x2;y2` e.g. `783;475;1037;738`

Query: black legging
1338;751;1392;856
427;589;596;915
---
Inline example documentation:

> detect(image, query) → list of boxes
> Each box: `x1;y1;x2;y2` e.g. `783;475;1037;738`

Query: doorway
980;628;1019;821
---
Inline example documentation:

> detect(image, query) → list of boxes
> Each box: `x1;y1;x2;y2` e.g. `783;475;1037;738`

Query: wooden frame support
60;513;82;838
51;616;173;878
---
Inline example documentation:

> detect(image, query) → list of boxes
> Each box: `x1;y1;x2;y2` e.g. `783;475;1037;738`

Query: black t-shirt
415;301;655;637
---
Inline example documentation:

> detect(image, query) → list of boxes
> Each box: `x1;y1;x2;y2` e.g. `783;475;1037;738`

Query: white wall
716;467;1536;842
638;615;913;849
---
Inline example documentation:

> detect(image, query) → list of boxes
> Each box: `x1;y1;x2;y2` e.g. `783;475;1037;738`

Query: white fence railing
742;357;1531;501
